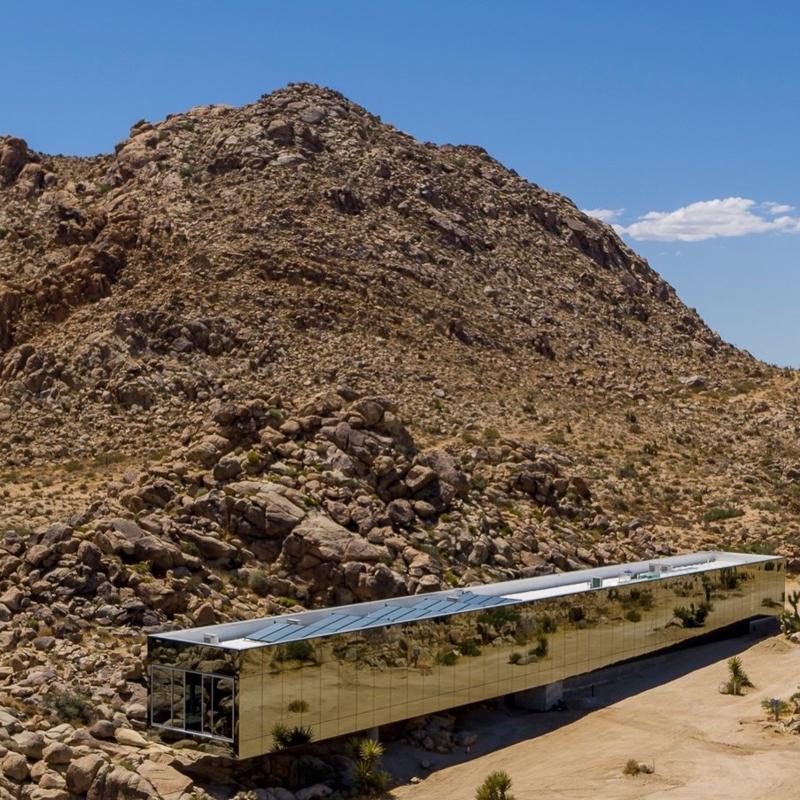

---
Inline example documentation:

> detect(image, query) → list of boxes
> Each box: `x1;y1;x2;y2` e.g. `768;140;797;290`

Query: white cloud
583;207;624;223
763;201;794;215
614;197;800;242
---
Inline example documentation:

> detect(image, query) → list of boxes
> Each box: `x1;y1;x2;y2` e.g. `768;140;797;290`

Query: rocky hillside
0;83;799;800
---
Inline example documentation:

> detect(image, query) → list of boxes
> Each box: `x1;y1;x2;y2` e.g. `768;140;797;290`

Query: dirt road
389;634;800;800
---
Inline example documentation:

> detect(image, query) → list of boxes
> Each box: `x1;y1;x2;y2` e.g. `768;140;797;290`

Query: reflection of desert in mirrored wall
148;557;783;758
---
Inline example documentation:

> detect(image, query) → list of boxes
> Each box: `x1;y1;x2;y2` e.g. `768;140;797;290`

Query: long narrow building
147;551;784;758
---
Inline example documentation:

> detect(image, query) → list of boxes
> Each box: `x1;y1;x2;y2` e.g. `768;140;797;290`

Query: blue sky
2;1;798;365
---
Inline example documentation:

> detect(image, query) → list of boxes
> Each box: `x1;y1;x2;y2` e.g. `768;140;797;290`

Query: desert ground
389;631;800;800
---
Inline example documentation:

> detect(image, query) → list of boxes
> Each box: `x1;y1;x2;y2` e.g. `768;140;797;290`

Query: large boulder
0;137;30;186
97;518;185;571
2;751;29;781
12;730;45;759
416;448;469;497
66;753;107;794
87;764;156;800
137;761;193;800
281;515;390;567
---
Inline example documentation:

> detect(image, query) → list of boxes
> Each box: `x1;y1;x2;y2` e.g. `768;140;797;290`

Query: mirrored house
147;551;784;759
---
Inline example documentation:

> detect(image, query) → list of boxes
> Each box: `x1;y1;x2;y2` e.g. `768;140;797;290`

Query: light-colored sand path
390;635;800;800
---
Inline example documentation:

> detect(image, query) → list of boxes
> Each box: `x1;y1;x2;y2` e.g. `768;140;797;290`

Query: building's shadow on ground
383;630;771;784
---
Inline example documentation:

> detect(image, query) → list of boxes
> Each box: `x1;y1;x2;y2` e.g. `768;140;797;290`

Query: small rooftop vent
203;633;220;644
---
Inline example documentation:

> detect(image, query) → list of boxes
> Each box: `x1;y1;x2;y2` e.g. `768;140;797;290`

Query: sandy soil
388;632;800;800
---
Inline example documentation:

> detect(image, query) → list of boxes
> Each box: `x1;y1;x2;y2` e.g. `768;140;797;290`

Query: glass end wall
147;640;238;756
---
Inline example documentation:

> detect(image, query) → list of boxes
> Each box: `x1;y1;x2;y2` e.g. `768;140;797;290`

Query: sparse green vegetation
617;463;638;479
703;507;744;523
43;688;94;723
476;770;514;800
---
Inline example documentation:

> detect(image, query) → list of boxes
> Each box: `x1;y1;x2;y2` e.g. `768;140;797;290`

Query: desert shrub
287;699;309;714
568;606;585;624
271;722;313;750
529;634;549;658
623;759;653;776
460;639;482;657
180;540;201;557
246;449;260;465
703;507;744;523
471;475;488;492
623;759;641;776
539;614;557;633
507;652;522;665
627;588;654;610
43;689;94;723
437;649;459;666
673;602;709;628
617;463;637;479
482;427;500;443
478;607;521;628
249;569;270;597
276;640;316;663
718;568;741;590
625;609;642;623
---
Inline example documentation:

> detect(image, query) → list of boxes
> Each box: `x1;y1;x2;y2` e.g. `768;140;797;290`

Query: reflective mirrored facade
147;554;784;759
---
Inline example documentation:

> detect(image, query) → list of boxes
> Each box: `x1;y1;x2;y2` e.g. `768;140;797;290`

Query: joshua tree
476;771;515;800
784;590;800;634
724;656;753;696
788;590;800;618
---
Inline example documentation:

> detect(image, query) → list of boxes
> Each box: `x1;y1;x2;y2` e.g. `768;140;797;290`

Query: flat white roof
151;551;780;651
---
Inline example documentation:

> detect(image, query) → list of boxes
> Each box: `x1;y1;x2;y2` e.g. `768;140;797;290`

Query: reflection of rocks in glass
147;560;784;758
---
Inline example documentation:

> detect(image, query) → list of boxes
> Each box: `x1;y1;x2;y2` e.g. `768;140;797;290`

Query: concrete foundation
749;615;779;635
514;680;563;711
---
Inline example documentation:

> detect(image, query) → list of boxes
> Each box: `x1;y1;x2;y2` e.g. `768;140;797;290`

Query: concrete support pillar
513;680;563;712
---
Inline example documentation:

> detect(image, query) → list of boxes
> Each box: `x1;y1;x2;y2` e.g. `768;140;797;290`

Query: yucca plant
762;697;790;721
724;656;753;696
476;771;515;800
350;737;390;797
